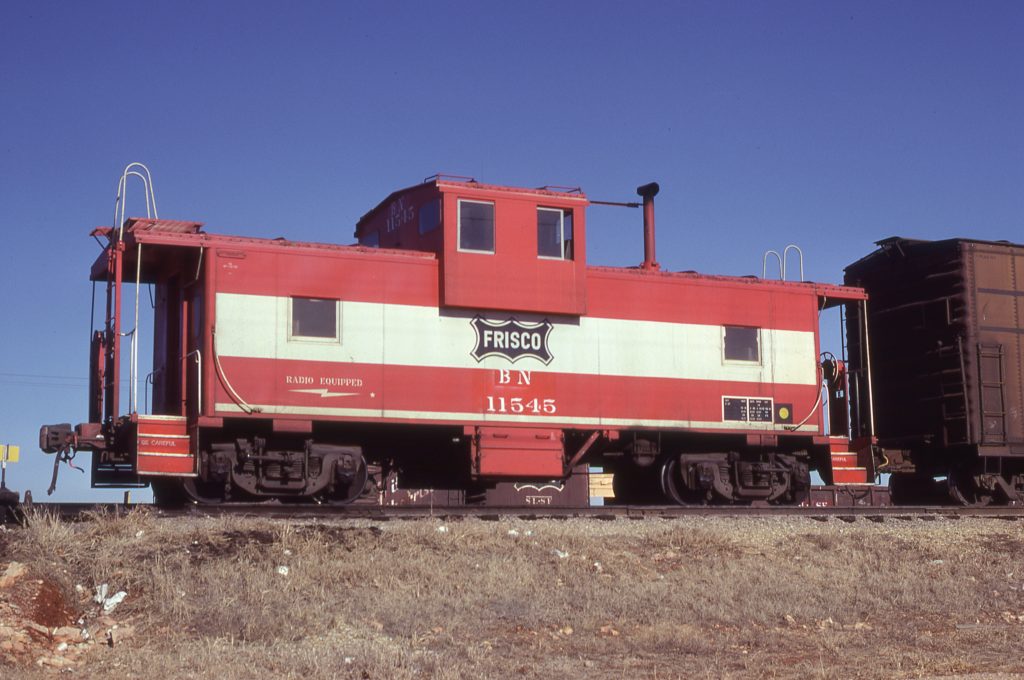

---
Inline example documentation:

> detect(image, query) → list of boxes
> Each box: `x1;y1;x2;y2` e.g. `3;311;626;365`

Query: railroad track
5;500;1024;525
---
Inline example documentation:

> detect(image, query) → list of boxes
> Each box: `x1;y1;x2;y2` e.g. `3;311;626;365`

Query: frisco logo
471;316;553;365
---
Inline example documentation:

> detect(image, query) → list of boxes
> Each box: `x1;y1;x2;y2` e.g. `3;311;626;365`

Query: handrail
183;350;202;415
143;350;201;415
132;243;142;412
423;173;477;184
536;185;584;194
762;245;805;281
143;367;165;414
110;162;159;419
120;328;136;413
762;250;783;279
212;329;257;413
783;244;804;281
114;163;158;240
862;300;876;436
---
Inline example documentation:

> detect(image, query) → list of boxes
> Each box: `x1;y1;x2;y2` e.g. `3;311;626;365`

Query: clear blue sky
1;1;1021;501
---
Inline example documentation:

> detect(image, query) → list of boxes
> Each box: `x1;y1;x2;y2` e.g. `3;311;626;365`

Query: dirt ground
2;509;1024;679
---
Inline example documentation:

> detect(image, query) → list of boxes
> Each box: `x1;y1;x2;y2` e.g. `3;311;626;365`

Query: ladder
978;343;1007;445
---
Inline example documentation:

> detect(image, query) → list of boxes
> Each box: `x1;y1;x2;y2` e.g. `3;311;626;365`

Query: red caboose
41;168;870;506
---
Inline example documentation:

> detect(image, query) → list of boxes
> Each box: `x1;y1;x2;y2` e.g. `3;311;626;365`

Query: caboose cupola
355;176;589;315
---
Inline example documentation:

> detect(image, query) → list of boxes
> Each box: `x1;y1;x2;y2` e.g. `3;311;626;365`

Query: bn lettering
497;370;532;385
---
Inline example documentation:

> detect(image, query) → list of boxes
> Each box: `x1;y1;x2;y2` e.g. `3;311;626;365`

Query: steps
135;415;196;476
828;438;870;485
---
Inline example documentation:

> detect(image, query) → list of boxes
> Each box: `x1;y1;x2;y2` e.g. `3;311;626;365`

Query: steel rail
6;502;1024;525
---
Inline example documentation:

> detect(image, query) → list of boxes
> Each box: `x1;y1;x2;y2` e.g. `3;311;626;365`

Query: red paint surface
353;179;589;315
832;467;869;484
439;185;588;315
135;419;189;437
208;249;832;331
830;453;858;467
136;416;194;475
137;453;196;475
137;437;190;455
105;181;866;460
213;357;820;429
475;426;565;477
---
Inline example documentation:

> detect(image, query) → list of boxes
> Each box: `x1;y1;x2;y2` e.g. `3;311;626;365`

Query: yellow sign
1;445;19;463
588;472;615;499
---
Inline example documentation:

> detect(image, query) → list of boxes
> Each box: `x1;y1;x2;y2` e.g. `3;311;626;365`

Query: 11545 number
485;396;557;415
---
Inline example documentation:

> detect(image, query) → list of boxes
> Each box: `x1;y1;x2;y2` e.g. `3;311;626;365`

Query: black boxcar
845;237;1024;503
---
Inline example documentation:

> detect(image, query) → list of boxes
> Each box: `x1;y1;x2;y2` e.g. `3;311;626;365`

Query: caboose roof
89;217;435;283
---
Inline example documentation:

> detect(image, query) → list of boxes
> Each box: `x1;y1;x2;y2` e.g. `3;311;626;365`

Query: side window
291;297;339;341
419;198;442;235
537;207;573;260
723;325;759;362
359;230;380;248
458;200;495;253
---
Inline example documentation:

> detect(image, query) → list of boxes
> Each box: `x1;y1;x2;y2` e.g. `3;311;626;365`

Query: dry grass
4;510;1024;678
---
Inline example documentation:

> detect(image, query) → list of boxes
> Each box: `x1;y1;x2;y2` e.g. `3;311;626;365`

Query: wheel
659;457;707;505
325;455;370;506
182;478;227;505
947;468;992;507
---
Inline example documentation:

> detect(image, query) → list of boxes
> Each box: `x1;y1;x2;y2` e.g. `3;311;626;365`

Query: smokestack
636;182;660;270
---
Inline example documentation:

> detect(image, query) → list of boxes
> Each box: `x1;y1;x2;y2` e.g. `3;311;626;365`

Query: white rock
93;584;109;604
102;591;127;613
553;549;569;559
507;529;520;537
436;526;449;533
0;562;27;588
276;566;290;576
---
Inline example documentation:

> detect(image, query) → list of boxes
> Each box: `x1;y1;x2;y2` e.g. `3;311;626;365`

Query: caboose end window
723;325;760;362
291;297;339;341
359;230;380;248
458;199;495;253
537;207;573;260
419;198;442;234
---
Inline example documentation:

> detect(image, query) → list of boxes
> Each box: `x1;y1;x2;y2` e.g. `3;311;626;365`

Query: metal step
833;466;870;484
830;452;858;467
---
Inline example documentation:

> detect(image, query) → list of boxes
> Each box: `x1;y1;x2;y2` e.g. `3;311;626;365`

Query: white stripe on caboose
214;293;818;386
213;402;799;431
